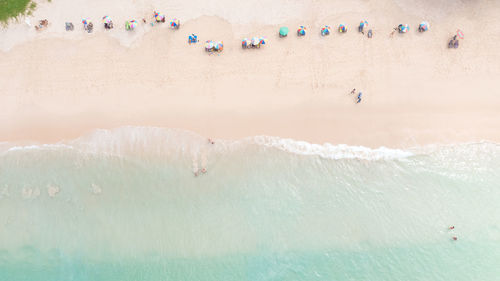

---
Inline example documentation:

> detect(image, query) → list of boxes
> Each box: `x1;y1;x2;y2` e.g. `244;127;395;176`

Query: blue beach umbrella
419;21;429;32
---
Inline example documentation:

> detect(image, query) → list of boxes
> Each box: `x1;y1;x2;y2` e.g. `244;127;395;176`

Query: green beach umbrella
279;26;289;36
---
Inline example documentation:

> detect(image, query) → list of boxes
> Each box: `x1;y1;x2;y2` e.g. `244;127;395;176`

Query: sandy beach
1;0;500;148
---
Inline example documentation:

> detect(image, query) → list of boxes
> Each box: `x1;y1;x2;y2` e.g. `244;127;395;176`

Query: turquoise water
0;128;499;281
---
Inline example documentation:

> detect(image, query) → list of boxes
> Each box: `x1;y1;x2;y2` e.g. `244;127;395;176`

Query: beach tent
125;20;137;30
170;19;180;29
359;21;368;32
154;11;166;23
419;21;429;32
297;26;306;36
338;23;347;33
279;27;289;37
398;24;409;33
456;29;464;39
242;38;251;48
188;34;198;44
321;25;330;36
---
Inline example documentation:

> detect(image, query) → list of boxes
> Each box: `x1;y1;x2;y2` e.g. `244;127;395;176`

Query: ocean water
0;127;499;281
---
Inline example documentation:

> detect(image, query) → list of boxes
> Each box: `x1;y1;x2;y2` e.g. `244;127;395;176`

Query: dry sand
1;0;500;148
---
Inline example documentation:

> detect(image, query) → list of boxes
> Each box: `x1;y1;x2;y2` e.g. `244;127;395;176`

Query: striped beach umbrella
251;37;261;46
297;26;306;36
205;41;214;51
321;25;330;36
419;21;429;32
102;16;112;24
154;11;165;22
338;23;347;33
170;19;180;29
456;29;464;39
399;24;409;33
214;41;223;51
125;20;137;30
242;38;250;48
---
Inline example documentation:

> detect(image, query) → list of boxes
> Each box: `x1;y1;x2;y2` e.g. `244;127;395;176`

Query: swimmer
452;236;458;241
449;226;455;230
208;138;215;144
201;168;207;173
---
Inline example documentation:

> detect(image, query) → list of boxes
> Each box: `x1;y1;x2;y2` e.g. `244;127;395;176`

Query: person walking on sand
350;88;356;94
356;92;363;103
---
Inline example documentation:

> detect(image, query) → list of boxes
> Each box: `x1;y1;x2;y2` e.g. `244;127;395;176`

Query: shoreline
1;1;500;148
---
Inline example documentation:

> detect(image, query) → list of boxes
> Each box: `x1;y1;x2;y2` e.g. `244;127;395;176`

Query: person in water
449;226;455;230
452;236;458;241
356;92;363;103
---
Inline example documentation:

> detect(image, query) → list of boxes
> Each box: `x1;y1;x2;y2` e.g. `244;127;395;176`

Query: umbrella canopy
456;29;464;39
338;24;347;33
214;41;223;51
102;16;112;24
170;19;180;28
260;37;266;45
321;25;330;35
154;12;165;22
298;26;306;36
419;21;429;31
360;21;368;28
82;19;88;25
205;41;214;50
399;24;409;33
126;20;137;30
251;37;261;46
242;38;250;47
279;26;289;36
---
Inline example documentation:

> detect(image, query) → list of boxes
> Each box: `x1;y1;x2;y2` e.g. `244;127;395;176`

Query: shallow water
0;127;499;281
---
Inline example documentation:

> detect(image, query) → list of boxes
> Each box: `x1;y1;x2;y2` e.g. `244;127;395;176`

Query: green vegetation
0;0;37;24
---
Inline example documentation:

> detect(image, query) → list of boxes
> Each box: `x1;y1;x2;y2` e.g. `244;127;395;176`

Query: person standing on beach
356;92;363;103
350;88;356;94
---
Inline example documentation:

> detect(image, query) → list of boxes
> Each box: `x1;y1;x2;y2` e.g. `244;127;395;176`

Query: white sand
1;0;500;148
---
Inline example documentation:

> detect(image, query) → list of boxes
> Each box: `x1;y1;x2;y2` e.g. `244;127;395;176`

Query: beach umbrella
82;19;88;25
205;41;214;51
419;21;429;31
154;11;165;22
338;23;347;33
251;37;261;46
242;38;250;48
399;24;409;33
456;29;464;39
260;37;266;45
102;16;112;24
125;20;137;30
214;41;223;51
321;25;330;36
279;26;289;37
297;26;306;36
360;20;368;28
170;19;180;29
